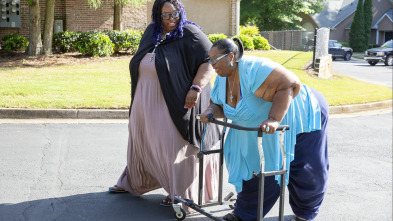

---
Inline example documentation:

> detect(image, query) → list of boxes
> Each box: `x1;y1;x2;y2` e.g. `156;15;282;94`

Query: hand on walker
199;108;214;124
259;118;279;134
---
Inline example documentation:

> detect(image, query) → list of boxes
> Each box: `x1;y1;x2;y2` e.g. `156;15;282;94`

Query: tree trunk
113;1;123;30
43;0;56;55
28;0;42;56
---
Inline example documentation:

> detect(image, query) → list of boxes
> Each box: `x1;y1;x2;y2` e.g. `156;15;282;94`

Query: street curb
0;108;128;119
0;100;391;119
329;100;392;114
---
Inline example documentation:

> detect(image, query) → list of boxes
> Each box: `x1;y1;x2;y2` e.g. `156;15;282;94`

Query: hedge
1;34;28;51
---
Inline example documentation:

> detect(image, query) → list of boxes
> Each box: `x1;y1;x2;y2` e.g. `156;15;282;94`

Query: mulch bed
0;50;133;68
1;51;337;80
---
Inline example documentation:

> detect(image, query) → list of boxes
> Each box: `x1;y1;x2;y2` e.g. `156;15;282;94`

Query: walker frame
172;115;289;221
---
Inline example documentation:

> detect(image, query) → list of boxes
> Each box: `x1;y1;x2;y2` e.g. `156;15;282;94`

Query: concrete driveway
0;109;392;221
331;57;392;89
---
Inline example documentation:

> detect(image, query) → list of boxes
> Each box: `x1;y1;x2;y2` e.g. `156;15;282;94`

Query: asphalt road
331;57;392;89
0;109;392;221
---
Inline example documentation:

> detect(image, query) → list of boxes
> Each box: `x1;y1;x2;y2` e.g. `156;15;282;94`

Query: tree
87;0;151;31
240;0;326;31
363;0;373;47
113;0;123;30
27;0;42;56
349;0;366;52
43;0;56;55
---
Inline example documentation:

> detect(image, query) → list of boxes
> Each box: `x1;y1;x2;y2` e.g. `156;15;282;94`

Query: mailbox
0;0;20;28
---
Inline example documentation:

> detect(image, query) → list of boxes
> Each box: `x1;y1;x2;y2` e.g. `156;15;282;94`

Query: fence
260;30;315;51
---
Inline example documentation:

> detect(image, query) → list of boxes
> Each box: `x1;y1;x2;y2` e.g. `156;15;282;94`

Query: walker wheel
229;198;236;209
174;207;186;220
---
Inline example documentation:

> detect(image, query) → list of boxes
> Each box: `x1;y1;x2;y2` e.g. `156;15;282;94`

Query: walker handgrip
277;126;290;131
206;115;290;132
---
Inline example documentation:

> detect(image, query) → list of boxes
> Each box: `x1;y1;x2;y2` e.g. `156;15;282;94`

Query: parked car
328;40;353;61
364;40;393;66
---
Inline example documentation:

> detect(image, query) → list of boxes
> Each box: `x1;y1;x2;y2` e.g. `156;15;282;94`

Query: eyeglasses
161;11;180;20
208;53;228;65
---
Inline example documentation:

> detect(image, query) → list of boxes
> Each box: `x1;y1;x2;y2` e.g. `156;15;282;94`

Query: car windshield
334;42;342;47
381;40;393;48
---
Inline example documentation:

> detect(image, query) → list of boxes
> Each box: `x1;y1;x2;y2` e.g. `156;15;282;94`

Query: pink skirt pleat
116;53;218;213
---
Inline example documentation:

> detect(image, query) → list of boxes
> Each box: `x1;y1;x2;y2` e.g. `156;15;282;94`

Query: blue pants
233;89;329;221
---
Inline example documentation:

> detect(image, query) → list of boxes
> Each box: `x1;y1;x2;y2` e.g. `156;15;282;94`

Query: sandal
108;185;127;193
159;195;180;207
223;213;242;221
160;195;173;207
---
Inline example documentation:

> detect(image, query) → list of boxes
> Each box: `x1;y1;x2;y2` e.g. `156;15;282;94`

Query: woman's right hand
200;108;214;124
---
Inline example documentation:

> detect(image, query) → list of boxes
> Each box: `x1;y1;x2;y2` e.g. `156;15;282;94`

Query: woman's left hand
184;89;200;109
259;118;279;134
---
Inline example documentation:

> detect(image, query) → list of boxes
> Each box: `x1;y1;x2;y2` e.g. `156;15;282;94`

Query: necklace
150;34;167;62
228;69;238;103
228;78;235;102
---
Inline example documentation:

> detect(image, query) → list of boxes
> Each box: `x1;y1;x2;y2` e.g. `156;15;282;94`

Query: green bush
239;25;260;37
123;30;143;54
238;25;270;50
368;44;380;49
53;31;81;53
1;34;28;51
233;34;254;50
340;42;350;47
75;31;114;57
104;30;143;54
208;33;227;44
253;35;270;50
103;30;123;53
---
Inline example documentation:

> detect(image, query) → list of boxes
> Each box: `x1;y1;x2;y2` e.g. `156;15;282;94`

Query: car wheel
344;52;352;61
384;55;393;66
368;61;378;66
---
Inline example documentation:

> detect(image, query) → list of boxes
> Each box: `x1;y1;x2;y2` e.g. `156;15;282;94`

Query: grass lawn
0;61;131;109
247;51;392;106
0;51;391;109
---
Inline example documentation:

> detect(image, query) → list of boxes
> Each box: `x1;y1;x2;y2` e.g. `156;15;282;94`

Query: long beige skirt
116;53;218;212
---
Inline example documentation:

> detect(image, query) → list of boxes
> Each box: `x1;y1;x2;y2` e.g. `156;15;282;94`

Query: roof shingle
311;0;358;29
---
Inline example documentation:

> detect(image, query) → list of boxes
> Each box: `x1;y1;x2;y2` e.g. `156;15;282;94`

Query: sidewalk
0;100;391;119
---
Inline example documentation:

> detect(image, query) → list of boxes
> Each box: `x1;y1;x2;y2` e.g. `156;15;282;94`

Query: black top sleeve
128;23;220;149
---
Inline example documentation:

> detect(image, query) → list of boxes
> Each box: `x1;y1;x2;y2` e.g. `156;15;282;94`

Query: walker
172;114;290;221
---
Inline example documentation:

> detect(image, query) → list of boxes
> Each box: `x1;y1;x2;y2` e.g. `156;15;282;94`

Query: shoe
108;185;127;193
223;213;242;221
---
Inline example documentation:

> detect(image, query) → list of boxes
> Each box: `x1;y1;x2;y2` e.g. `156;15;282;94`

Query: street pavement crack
21;123;51;219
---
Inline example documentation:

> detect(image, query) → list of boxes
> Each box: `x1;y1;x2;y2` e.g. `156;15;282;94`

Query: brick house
302;0;393;45
0;0;240;39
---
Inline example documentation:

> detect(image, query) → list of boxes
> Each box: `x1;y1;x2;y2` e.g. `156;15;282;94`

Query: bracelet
190;85;202;93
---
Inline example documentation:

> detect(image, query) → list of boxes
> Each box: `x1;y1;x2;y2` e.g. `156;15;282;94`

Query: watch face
11;7;16;12
2;14;6;19
1;7;6;12
11;0;16;4
1;0;5;5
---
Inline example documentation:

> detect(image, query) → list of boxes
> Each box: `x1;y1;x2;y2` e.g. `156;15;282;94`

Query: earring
230;63;233;67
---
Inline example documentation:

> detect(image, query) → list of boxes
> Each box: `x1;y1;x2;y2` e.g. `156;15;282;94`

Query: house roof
344;8;393;29
371;8;393;28
311;0;359;29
